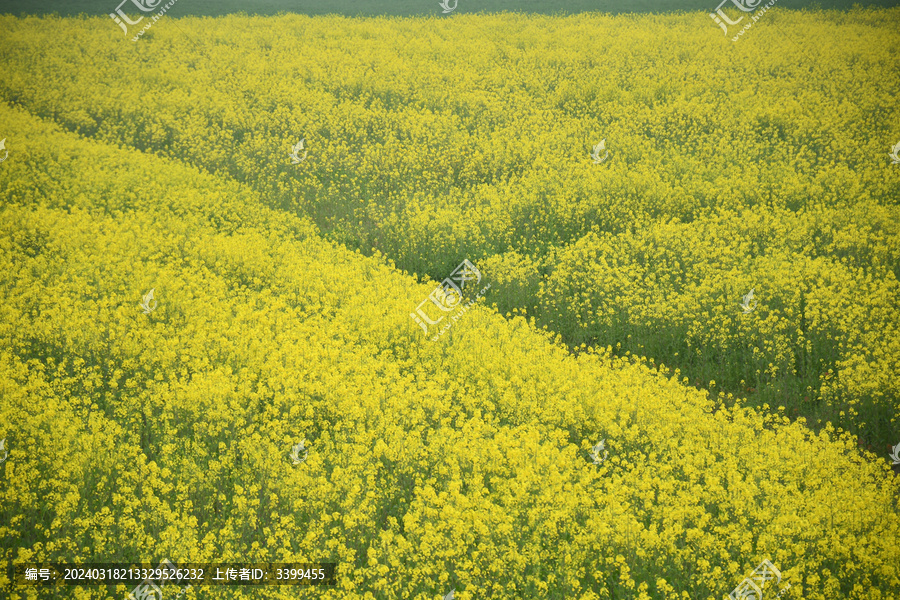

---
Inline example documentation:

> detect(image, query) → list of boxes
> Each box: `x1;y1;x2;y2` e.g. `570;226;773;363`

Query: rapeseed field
0;6;899;599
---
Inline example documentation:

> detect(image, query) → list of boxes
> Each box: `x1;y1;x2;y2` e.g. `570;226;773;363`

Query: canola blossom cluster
1;9;896;449
0;8;899;600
